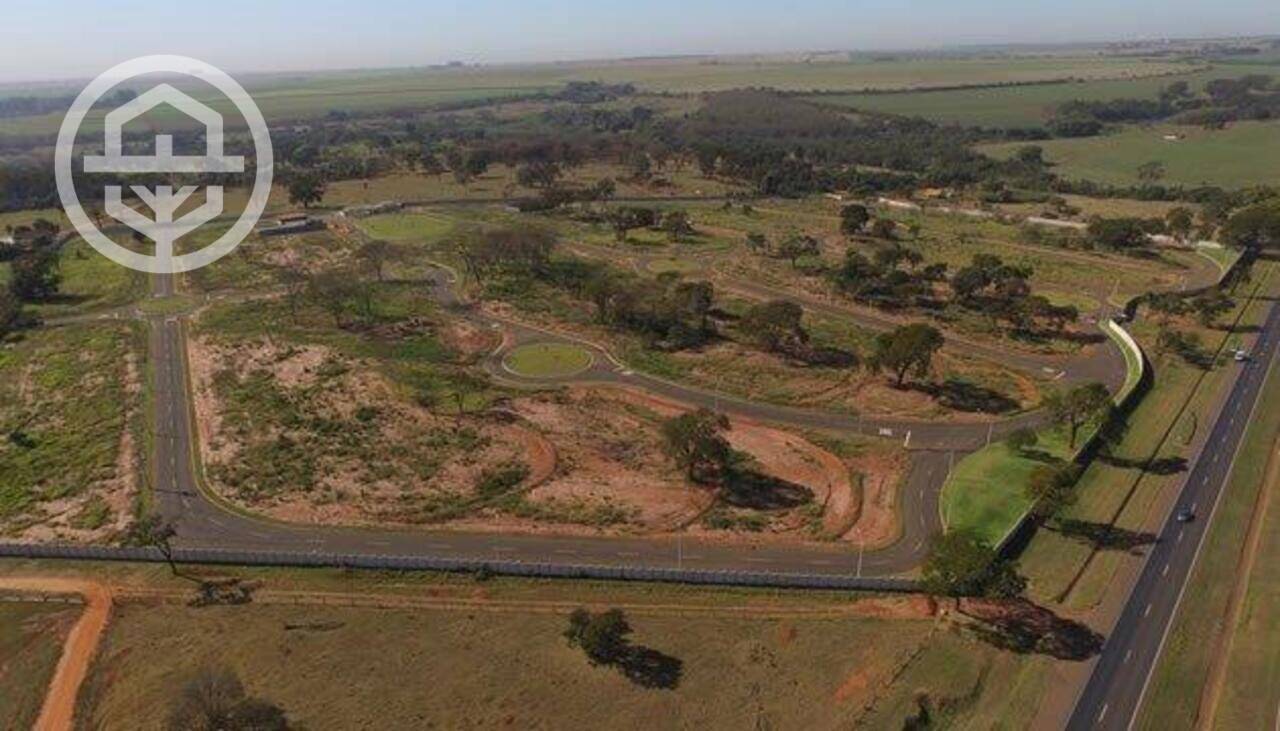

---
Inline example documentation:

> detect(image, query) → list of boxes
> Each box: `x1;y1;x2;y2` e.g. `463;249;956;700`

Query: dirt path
1195;442;1280;728
0;577;112;731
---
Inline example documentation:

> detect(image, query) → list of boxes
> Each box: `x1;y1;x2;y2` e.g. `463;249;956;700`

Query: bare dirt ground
0;577;112;731
187;335;533;526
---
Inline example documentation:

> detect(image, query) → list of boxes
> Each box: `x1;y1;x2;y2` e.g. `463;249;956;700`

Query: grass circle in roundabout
502;342;594;379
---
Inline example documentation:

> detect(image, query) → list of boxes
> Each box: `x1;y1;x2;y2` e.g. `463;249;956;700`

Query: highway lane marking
1177;530;1185;543
1098;704;1108;723
1162;563;1170;577
1124;649;1133;664
1144;603;1153;618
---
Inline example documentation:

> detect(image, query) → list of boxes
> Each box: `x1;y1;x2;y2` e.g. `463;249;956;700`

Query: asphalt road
1066;293;1280;729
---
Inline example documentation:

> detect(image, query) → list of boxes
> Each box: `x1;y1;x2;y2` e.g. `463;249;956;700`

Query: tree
775;234;819;267
9;249;60;301
1165;207;1195;243
564;608;633;666
1087;218;1149;251
606;207;657;243
870;324;944;388
285;169;326;209
1221;199;1280;251
673;280;715;334
167;667;290;731
868;218;897;240
1005;427;1039;455
1044;382;1112;449
1136;161;1167;185
661;210;695;242
1026;463;1081;519
840;204;870;236
740;300;808;355
124;514;179;576
921;530;1025;599
744;232;769;255
660;408;733;484
516;161;563;190
0;284;24;338
1190;290;1234;327
354;240;405;283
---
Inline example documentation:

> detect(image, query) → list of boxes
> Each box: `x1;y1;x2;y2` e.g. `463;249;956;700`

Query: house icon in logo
81;84;247;269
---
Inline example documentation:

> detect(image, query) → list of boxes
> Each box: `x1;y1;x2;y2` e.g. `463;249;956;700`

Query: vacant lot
0;322;145;542
0;601;77;730
76;594;946;730
981;120;1280;189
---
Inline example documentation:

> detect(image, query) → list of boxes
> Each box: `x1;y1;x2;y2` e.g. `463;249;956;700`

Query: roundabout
502;342;595;379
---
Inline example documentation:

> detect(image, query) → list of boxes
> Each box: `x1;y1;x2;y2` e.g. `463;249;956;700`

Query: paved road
1066;289;1280;729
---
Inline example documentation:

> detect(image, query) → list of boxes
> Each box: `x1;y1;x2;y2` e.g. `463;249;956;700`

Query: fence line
0;543;916;592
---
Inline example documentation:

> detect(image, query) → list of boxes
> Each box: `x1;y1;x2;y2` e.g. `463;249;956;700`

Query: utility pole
856;539;865;578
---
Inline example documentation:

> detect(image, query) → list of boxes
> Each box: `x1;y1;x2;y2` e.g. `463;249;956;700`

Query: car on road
1234;349;1250;363
1176;509;1196;523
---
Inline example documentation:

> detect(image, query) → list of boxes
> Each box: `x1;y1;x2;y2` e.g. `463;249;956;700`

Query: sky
1;0;1276;83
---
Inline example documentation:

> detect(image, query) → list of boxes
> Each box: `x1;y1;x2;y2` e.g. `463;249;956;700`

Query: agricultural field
0;601;77;729
812;62;1277;128
980;120;1280;189
0;322;146;543
43;560;1059;731
0;54;1198;140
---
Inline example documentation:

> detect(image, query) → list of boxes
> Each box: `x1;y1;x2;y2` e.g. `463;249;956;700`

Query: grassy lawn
1136;335;1280;730
0;601;77;729
354;210;456;241
981;120;1280;189
503;342;593;378
0;322;145;539
941;429;1076;545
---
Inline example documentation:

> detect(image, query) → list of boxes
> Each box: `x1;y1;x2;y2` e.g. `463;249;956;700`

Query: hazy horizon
1;0;1277;85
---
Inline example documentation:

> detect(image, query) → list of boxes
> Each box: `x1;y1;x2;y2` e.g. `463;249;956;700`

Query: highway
1066;285;1280;729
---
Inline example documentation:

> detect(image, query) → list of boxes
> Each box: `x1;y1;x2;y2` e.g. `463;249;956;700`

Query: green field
0;238;147;320
1137;328;1280;730
0;55;1202;140
815;62;1278;128
503;342;594;378
0;601;76;729
981;120;1280;189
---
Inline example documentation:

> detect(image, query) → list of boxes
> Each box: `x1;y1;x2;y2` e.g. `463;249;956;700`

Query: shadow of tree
1096;454;1188;476
961;599;1104;662
911;379;1020;414
618;646;684;689
1051;518;1158;554
721;470;813;511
